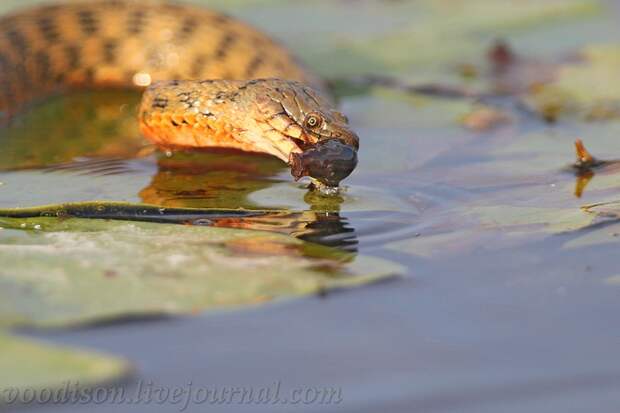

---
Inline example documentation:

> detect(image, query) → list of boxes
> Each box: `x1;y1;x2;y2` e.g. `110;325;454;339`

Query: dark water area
1;0;620;412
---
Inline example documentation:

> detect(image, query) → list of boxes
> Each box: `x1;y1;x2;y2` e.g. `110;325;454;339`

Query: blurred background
1;1;620;412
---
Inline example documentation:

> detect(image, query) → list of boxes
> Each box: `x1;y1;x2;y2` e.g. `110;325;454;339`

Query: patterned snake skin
0;0;359;186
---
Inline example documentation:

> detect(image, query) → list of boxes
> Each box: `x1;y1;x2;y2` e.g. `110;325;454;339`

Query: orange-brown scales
0;0;358;186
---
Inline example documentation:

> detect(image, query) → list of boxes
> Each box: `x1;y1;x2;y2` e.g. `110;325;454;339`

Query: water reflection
141;151;358;253
569;139;620;198
0;90;146;170
0;91;359;253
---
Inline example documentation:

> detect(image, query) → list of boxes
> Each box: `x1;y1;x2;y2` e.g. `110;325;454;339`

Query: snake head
250;79;359;186
289;139;358;187
140;78;359;188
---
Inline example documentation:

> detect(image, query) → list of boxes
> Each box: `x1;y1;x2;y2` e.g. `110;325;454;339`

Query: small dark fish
290;139;358;187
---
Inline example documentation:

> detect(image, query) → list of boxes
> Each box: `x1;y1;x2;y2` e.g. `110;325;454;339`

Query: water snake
0;0;359;188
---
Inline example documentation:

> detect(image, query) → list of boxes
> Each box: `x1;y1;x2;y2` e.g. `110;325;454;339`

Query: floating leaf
0;217;401;328
524;45;620;120
460;105;513;132
0;333;130;404
468;205;595;234
0;201;269;223
321;0;599;79
581;201;620;221
561;221;620;249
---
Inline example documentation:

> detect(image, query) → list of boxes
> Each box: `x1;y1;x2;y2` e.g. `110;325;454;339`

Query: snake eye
304;113;323;129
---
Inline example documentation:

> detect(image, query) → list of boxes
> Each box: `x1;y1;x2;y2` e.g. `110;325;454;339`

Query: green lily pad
524;44;620;120
470;205;595;234
343;0;599;78
0;333;130;404
557;201;620;249
561;221;620;250
0;215;401;328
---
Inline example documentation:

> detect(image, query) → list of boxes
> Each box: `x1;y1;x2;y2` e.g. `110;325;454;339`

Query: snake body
0;0;358;186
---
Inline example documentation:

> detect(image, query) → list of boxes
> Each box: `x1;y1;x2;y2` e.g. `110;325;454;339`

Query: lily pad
343;0;599;79
0;215;401;328
524;44;620;120
470;205;595;234
0;333;130;404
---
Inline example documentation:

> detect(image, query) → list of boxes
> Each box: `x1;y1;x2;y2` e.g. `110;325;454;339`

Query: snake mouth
290;139;358;187
330;130;360;151
301;129;360;151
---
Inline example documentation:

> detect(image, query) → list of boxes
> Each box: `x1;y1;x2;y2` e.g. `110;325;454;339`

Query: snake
0;0;359;188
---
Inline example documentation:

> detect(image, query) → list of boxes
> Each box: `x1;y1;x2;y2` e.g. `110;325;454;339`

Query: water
2;0;620;411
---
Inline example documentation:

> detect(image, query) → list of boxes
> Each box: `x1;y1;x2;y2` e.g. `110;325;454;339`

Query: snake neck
139;79;300;162
0;0;325;117
0;1;358;187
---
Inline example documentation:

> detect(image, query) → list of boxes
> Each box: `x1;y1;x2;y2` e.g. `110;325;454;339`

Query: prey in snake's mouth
139;79;359;188
0;1;358;189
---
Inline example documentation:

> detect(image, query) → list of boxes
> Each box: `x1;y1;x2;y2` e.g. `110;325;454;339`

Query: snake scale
0;0;359;188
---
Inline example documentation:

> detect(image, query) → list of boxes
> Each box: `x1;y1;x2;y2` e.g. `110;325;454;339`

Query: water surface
1;0;620;411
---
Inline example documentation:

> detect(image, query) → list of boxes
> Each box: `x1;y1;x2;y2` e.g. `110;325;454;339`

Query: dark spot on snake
177;92;191;104
103;0;125;8
5;28;28;57
245;55;264;78
37;16;60;42
190;54;208;78
152;96;168;109
199;79;216;85
35;51;51;80
215;33;236;59
201;110;216;119
214;89;237;102
127;10;146;35
177;17;197;39
103;39;118;63
77;10;98;35
170;119;189;127
64;45;81;70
